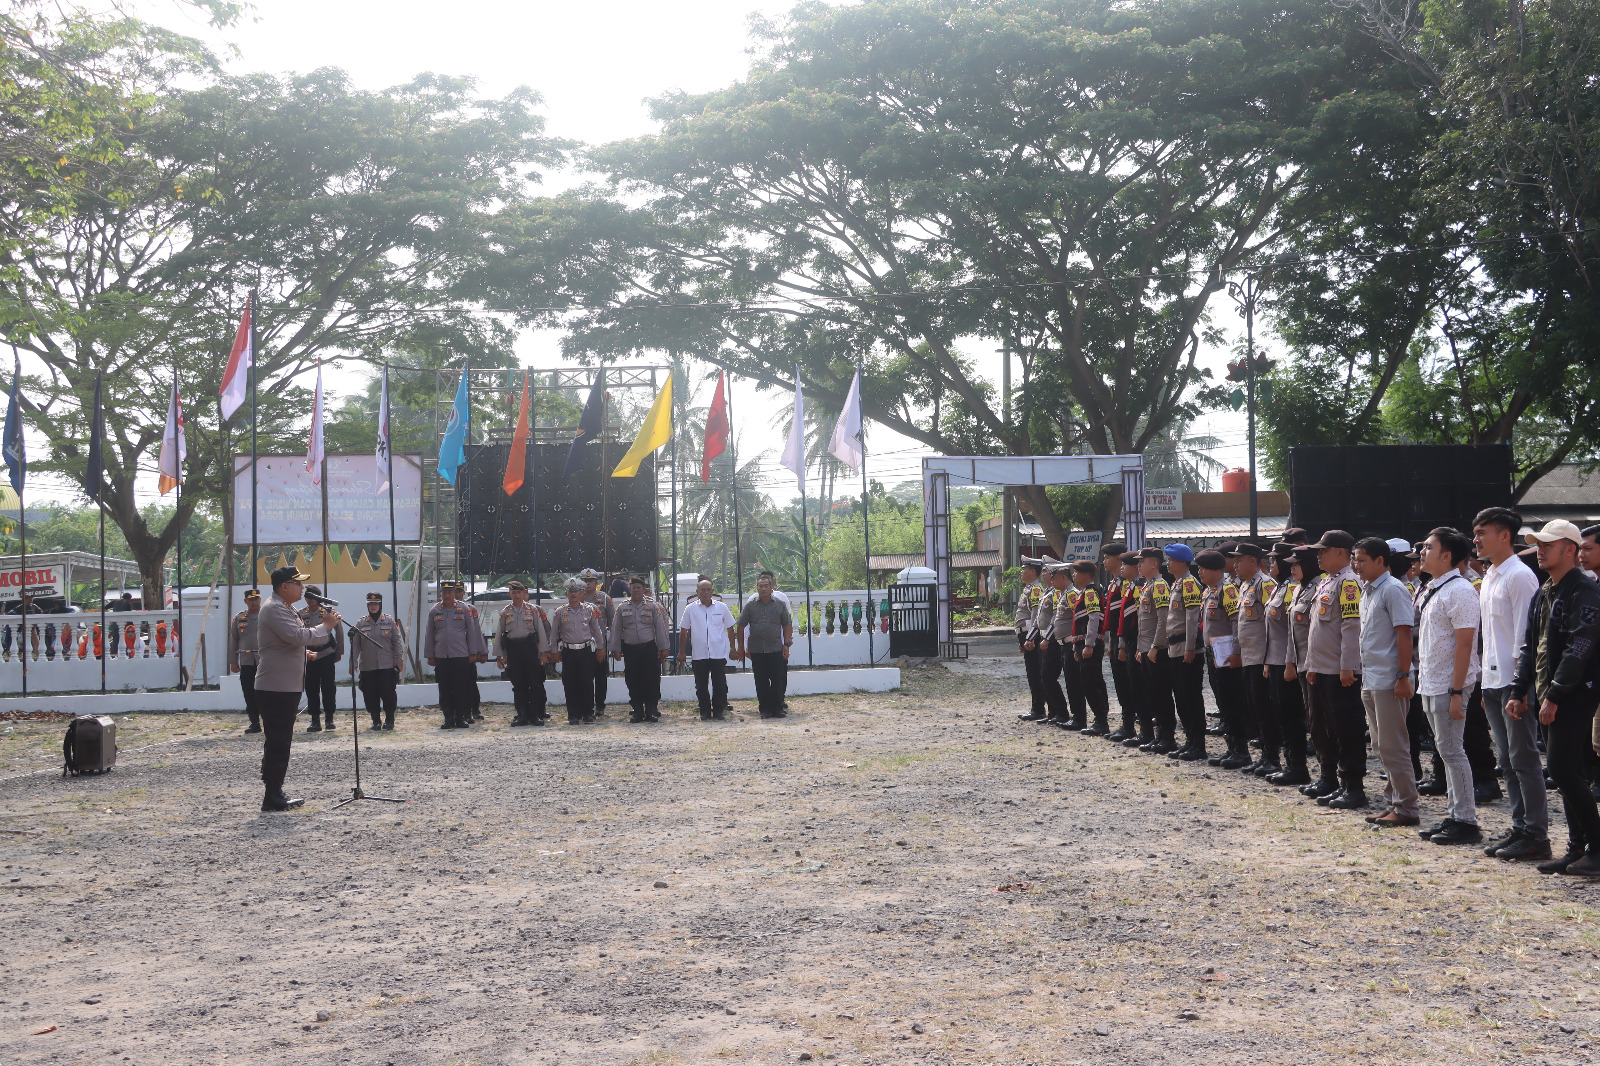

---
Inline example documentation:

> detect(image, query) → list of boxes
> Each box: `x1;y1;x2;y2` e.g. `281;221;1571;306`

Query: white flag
376;367;391;495
305;366;325;486
827;368;864;472
156;381;185;496
779;367;806;493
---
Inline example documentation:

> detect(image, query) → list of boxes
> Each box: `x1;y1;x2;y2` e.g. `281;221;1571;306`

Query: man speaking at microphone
255;565;343;811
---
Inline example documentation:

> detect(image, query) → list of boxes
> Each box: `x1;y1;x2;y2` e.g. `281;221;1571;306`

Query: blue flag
2;355;23;494
438;364;470;486
562;369;605;482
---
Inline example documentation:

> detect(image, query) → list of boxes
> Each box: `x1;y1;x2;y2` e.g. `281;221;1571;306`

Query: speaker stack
457;441;657;577
1287;444;1512;546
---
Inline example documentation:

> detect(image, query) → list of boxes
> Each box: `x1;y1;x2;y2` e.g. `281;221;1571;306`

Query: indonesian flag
701;370;728;484
157;381;185;495
219;297;251;421
376;367;392;494
503;370;530;495
306;366;324;486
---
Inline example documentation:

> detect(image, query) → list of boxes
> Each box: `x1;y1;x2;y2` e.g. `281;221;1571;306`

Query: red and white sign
1145;489;1183;519
0;564;63;600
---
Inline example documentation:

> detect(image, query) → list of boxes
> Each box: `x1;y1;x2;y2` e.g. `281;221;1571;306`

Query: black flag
562;369;605;482
86;372;104;502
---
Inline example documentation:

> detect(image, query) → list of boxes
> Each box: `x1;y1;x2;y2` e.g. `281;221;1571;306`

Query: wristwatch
1449;688;1463;696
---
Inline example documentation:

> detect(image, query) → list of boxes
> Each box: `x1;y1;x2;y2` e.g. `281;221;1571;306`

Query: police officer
1197;549;1250;769
1134;547;1173;751
350;592;405;732
1302;529;1367;808
1025;563;1070;725
1263;543;1310;786
1230;542;1281;777
495;580;552;727
1163;544;1206;758
299;585;345;733
551;576;607;724
1107;551;1142;743
576;568;616;717
229;589;263;734
254;566;343;811
611;576;670;723
1100;544;1129;737
1064;559;1110;735
424;579;489;729
1015;559;1049;721
1282;543;1324;789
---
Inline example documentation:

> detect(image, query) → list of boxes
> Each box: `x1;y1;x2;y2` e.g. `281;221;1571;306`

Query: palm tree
1142;418;1228;492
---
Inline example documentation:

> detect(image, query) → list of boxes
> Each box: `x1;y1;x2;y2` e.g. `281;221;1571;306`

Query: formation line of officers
1016;513;1600;877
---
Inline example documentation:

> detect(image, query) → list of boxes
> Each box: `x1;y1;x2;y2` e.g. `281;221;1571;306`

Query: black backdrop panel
458;442;656;576
1287;444;1512;546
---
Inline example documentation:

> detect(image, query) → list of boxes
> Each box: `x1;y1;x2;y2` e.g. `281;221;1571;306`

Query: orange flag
503;370;531;495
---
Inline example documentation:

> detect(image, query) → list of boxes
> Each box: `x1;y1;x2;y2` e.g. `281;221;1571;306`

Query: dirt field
3;660;1599;1065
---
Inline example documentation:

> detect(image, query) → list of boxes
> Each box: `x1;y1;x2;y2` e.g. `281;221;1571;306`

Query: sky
53;0;1260;514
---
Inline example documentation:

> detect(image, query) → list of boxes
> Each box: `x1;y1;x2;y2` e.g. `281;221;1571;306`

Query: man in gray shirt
254;566;343;811
1353;537;1418;825
736;572;794;719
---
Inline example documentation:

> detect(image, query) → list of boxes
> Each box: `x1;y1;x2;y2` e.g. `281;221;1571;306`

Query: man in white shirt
678;578;737;721
1415;526;1484;846
1473;507;1549;860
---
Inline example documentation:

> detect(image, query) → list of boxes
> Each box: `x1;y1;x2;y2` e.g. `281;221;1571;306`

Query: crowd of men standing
1017;510;1600;878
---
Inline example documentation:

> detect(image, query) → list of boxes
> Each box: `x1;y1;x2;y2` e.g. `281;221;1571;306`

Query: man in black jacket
1508;520;1600;877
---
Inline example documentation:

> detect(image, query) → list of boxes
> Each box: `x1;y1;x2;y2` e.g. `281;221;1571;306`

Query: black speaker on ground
457;441;657;577
1287;444;1512;546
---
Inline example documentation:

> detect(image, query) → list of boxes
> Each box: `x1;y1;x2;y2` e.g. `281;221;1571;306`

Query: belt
561;641;594;650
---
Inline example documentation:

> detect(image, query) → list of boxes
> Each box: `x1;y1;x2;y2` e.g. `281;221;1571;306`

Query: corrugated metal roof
869;551;1000;571
1118;515;1290;540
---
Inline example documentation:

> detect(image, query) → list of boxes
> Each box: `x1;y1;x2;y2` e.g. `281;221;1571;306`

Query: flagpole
857;363;876;666
94;370;106;693
318;366;330;601
725;372;745;619
98;489;106;693
18;462;25;696
174;373;185;689
668;366;679;661
600;360;610;584
385;364;401;677
248;289;258;592
532;372;543;614
798;479;814;668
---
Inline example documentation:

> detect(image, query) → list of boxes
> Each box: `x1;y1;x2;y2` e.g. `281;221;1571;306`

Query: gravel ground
2;660;1599;1065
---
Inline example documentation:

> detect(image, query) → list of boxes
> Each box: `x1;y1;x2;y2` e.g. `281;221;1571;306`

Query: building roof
869;551;1000;572
1118;515;1290;542
1519;462;1600;524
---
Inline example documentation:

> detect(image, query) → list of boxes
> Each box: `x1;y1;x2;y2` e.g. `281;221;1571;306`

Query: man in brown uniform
423;580;489;730
1198;549;1250;768
1303;530;1368;806
1231;542;1282;777
1063;560;1110;735
1164;544;1206;759
495;580;552;727
577;568;616;717
349;592;406;731
611;577;670;722
1015;560;1048;721
299;586;345;733
1135;548;1174;752
228;588;263;734
550;576;607;724
254;566;343;811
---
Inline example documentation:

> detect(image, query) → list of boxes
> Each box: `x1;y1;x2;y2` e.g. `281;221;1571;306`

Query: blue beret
1162;543;1194;564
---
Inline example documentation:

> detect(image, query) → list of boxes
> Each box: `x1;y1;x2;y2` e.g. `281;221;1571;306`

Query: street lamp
1226;252;1298;539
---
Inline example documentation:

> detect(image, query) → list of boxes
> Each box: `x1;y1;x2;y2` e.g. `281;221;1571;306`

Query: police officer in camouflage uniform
350;592;406;731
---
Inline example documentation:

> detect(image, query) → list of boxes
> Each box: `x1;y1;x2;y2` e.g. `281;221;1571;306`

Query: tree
0;29;565;601
535;0;1413;553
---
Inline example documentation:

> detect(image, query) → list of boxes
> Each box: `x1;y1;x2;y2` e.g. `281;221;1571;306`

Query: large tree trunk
1015;485;1067;557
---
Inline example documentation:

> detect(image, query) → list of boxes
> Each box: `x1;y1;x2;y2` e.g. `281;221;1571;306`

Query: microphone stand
331;609;407;811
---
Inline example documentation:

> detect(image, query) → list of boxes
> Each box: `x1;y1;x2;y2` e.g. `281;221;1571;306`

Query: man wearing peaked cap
1063;559;1111;735
577;568;616;717
497;580;553;727
229;588;264;734
253;566;343;811
297;583;345;734
1101;545;1132;740
424;579;489;729
1133;547;1175;751
1229;542;1282;777
1163;544;1207;758
1301;530;1369;809
1015;558;1050;722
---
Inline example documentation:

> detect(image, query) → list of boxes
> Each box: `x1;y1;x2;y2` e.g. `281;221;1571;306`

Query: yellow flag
611;373;672;477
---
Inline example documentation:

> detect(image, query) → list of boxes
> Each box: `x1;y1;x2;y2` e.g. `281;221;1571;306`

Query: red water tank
1221;467;1252;493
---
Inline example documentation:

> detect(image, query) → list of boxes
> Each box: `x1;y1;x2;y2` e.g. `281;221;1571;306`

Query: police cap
269;565;309;588
1195;549;1228;571
1228;542;1267;561
1312;529;1356;551
506;580;527;592
366;592;383;603
576;568;603;580
1072;560;1097;575
243;588;261;601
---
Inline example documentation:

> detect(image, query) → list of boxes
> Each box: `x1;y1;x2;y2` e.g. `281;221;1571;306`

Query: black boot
305;717;323;733
1176;738;1207;761
1217;737;1252;770
1300;771;1340;797
1326;776;1368;809
1253;747;1282;778
244;717;262;735
383;711;395;730
261;788;304;812
1151;728;1177;755
646;704;660;722
1082;712;1109;737
1268;747;1311;786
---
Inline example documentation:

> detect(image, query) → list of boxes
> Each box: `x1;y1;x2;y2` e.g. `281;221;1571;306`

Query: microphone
305;591;340;609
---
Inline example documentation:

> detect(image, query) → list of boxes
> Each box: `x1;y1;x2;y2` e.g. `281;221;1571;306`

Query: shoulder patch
1153;579;1169;599
1339;578;1361;619
1082;589;1100;610
1180;576;1203;608
1221;583;1240;616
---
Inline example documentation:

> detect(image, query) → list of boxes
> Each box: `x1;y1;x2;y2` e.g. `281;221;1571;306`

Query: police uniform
1108;553;1142;742
1198;552;1248;769
1134;551;1173;749
229;592;262;733
1015;562;1049;721
1302;531;1367;799
495;583;552;727
1061;564;1110;734
424;583;489;729
610;591;669;722
350;593;405;730
255;566;341;810
1101;550;1129;737
1230;545;1281;777
298;591;345;732
577;569;616;716
1029;569;1070;724
550;588;606;724
1163;547;1206;756
1263;548;1310;785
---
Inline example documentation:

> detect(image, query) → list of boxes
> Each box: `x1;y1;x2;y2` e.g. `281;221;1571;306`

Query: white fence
706;587;891;667
0;608;199;694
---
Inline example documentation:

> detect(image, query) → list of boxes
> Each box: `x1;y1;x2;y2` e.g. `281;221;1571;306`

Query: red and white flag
701;370;728;483
305;366;325;486
157;382;185;496
218;297;251;421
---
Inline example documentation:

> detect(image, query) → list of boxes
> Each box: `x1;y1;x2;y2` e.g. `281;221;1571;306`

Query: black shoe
1567;852;1600;877
473;713;484;722
1067;719;1087;732
1482;828;1521;857
1417;777;1447;797
1166;745;1191;760
700;712;712;721
1139;740;1158;752
1327;789;1368;810
1206;752;1226;766
1417;820;1452;840
367;724;385;733
1431;819;1483;845
1301;778;1339;798
630;714;645;724
1474;784;1503;804
1253;761;1281;778
324;719;335;730
261;789;304;812
1105;729;1131;743
712;712;726;721
243;723;262;734
1217;750;1252;771
1497;834;1552;861
1316;789;1345;807
592;708;605;718
1205;725;1225;737
1125;736;1147;748
1151;739;1177;755
1268;767;1311;786
305;722;322;733
510;716;528;727
1538;848;1586;874
1176;747;1207;762
1018;712;1047;721
1037;716;1064;725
